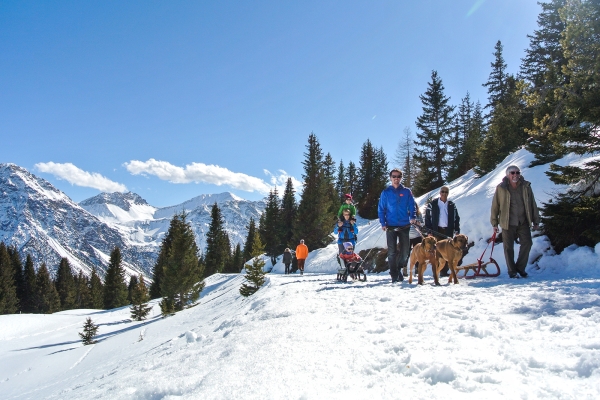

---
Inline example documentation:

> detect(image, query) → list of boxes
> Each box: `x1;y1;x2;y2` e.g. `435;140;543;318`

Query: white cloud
263;169;303;194
124;159;289;195
35;162;127;193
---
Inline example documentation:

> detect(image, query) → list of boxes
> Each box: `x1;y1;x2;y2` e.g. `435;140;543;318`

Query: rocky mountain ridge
0;163;265;278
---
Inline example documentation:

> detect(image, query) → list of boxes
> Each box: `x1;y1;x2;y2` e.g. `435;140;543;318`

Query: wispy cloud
35;162;127;192
124;159;299;195
466;0;486;17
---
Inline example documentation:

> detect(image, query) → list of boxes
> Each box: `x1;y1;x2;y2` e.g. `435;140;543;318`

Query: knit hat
343;242;354;251
344;194;353;200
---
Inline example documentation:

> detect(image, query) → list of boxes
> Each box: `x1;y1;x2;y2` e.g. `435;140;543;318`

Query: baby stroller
337;258;367;282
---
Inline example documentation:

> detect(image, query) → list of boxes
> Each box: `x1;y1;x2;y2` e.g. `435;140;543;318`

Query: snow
1;272;599;399
1;149;600;399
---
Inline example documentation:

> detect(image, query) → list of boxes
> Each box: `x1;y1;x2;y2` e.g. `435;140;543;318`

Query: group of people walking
281;164;541;281
283;239;308;275
377;165;540;282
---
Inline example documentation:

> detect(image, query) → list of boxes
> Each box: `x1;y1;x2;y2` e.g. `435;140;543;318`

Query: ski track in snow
1;272;599;399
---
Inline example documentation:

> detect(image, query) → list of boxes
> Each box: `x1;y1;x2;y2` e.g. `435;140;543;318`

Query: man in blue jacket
378;168;416;283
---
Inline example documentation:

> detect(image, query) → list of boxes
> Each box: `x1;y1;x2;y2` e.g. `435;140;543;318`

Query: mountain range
0;163;266;278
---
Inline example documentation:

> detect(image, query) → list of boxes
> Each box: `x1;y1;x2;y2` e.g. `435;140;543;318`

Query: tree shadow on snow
13;340;81;352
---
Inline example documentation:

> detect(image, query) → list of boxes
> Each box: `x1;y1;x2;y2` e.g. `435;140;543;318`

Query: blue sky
0;0;540;207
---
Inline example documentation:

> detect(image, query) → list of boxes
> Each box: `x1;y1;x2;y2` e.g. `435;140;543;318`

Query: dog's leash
414;224;454;240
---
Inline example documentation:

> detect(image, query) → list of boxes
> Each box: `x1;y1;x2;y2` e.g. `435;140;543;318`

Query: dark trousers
502;224;532;276
386;227;410;281
297;258;306;271
434;226;452;274
284;263;291;274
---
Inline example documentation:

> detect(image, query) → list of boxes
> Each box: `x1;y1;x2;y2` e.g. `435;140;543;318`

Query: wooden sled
455;231;501;279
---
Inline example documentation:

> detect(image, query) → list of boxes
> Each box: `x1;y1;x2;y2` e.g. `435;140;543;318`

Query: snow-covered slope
1;269;599;399
1;150;600;398
0;164;156;277
80;192;266;253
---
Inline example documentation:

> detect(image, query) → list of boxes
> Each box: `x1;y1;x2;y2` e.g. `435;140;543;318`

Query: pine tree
35;263;60;314
323;153;339;215
159;212;205;316
355;139;374;212
394;127;417;188
294;133;335;248
0;243;18;314
239;235;266;297
205;203;231;276
74;270;91;309
230;243;244;273
88;268;104;309
127;274;138;304
79;317;99;345
280;178;297;249
103;247;128;309
483;40;509;114
521;0;567;86
522;0;569;165
130;274;152;321
22;254;37;313
335;160;347;203
149;227;173;299
539;0;600;251
413;70;455;195
259;189;283;266
55;258;76;311
447;92;483;181
345;161;358;199
365;146;389;218
222;232;233;272
356;140;387;218
7;246;25;312
476;42;530;175
242;218;257;264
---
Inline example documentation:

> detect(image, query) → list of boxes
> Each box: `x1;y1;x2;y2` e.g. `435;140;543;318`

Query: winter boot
402;267;408;277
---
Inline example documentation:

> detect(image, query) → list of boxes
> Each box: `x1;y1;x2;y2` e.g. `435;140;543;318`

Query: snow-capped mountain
80;191;266;254
0;164;157;277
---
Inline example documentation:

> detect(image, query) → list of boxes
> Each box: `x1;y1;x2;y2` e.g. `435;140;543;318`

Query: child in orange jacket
295;239;309;275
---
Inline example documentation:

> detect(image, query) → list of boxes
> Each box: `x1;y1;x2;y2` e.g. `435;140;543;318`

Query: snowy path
1;272;599;399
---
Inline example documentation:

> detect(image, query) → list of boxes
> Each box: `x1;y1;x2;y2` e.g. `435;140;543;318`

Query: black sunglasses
510;171;521;175
440;191;448;194
391;175;402;178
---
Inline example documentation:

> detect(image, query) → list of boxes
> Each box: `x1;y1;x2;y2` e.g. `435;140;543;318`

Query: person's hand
337;221;343;227
410;219;416;225
382;226;387;231
493;226;499;233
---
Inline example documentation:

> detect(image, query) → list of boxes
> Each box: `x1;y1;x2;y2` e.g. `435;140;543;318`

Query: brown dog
408;236;438;285
435;234;469;284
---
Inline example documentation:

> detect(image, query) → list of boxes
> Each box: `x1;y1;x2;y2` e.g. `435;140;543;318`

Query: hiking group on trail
278;165;540;284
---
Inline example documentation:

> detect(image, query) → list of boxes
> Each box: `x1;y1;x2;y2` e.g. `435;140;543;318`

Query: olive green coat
490;176;540;230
